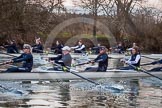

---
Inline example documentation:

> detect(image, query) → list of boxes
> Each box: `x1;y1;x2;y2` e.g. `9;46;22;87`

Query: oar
108;57;121;59
141;59;162;66
140;62;153;66
0;51;18;57
53;63;100;85
0;84;24;95
72;61;91;67
126;63;162;81
32;48;54;54
141;55;160;61
0;61;12;66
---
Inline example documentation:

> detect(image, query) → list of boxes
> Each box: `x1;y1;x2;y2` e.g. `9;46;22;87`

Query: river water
0;58;162;108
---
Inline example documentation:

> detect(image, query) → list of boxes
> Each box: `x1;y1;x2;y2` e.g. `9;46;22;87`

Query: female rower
4;44;33;72
51;40;64;54
71;40;86;53
32;37;44;53
120;46;141;70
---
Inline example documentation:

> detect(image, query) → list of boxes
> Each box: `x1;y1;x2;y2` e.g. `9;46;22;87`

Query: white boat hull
0;70;161;81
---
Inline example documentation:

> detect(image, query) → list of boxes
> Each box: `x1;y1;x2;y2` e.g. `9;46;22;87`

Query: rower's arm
12;54;23;61
94;54;108;62
126;55;141;64
55;60;64;66
91;47;99;50
71;45;79;49
50;54;62;61
76;45;85;50
13;54;32;63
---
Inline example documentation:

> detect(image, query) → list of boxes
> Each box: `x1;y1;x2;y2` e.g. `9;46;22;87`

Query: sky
63;0;162;8
63;0;75;6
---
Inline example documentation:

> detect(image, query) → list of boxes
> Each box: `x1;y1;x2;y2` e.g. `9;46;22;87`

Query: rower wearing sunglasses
4;44;33;72
85;46;108;72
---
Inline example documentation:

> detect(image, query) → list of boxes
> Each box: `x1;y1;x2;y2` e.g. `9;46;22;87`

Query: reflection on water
0;58;162;108
0;79;161;108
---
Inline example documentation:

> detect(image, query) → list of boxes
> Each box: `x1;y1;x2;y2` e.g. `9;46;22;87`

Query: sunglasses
23;47;30;49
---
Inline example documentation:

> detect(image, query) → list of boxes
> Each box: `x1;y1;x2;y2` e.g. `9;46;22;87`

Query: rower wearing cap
120;46;141;70
85;46;108;72
4;44;33;72
49;46;72;71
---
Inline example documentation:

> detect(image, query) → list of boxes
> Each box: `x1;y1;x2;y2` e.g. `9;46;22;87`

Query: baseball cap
99;46;106;50
62;46;71;51
23;44;31;49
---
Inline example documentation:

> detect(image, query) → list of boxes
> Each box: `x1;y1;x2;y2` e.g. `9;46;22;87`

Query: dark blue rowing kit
94;53;108;71
4;43;19;53
51;44;64;54
32;44;43;53
5;53;33;72
85;53;108;72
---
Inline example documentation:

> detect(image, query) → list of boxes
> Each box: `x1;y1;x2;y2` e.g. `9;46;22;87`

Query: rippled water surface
0;57;162;108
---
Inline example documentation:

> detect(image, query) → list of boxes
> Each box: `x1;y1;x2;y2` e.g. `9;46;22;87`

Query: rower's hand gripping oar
126;62;162;81
53;63;100;85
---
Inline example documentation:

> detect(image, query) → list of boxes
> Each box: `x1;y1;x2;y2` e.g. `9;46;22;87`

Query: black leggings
5;67;31;72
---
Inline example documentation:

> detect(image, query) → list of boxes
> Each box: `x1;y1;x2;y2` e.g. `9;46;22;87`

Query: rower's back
62;53;72;67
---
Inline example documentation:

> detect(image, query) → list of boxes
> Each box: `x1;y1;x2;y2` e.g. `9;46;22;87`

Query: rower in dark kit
85;46;108;72
32;37;44;53
4;44;33;72
1;40;19;53
89;43;101;54
48;46;72;71
51;40;64;54
120;46;141;70
114;42;125;54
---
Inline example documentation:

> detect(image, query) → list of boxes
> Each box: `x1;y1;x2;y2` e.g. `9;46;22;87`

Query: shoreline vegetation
0;0;162;53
